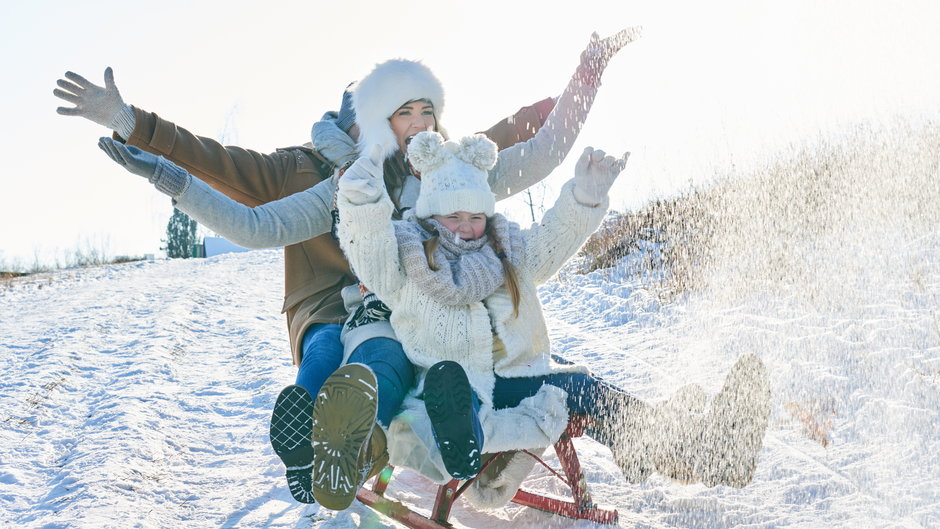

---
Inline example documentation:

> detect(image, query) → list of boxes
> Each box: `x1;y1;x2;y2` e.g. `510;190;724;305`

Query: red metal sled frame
355;415;619;528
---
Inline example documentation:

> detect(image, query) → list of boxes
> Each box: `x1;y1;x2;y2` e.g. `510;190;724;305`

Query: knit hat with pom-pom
407;131;497;218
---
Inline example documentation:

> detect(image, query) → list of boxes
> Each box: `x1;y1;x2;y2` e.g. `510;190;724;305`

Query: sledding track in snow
2;243;939;528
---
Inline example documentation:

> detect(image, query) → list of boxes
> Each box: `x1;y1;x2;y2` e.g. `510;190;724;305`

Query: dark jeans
439;370;635;450
347;337;416;427
493;371;632;416
492;371;637;447
294;323;344;396
294;325;414;427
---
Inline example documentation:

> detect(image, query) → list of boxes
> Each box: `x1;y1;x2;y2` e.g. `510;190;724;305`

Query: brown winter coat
118;98;555;365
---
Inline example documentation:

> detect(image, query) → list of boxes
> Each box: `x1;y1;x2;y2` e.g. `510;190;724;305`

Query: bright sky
2;0;939;267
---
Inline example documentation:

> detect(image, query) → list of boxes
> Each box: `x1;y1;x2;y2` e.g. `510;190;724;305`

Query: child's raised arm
522;147;629;284
335;154;408;299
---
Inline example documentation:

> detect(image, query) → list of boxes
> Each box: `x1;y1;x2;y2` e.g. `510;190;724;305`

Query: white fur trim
464;449;544;508
385;384;569;488
478;383;569;453
353;59;445;161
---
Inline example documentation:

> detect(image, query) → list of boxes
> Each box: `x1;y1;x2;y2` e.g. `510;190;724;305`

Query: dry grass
783;398;839;448
0;239;146;278
577;116;940;301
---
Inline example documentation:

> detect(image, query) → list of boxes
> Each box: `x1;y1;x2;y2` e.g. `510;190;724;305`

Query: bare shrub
578;116;940;301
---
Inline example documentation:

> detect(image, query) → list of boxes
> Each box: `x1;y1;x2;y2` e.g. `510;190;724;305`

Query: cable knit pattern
336;172;609;485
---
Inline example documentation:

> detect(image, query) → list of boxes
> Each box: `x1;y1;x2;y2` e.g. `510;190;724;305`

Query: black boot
424;360;484;480
269;385;316;504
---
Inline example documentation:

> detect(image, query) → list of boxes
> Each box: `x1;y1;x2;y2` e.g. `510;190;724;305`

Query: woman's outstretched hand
575;27;643;86
55;68;126;129
573;147;630;206
98;137;158;179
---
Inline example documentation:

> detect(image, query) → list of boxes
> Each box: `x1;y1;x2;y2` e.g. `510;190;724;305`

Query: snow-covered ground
2;219;937;529
3;124;940;529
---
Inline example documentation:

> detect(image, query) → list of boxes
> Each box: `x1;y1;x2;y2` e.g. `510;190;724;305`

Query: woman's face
432;211;487;241
389;100;436;154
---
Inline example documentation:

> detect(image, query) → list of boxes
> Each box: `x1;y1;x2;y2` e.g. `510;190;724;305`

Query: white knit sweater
336;178;609;483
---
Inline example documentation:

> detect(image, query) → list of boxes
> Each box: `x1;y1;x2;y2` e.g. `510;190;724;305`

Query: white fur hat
408;131;497;218
353;59;445;161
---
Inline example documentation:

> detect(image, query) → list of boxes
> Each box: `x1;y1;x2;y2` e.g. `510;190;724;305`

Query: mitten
573;27;643;86
55;67;134;134
338;155;385;204
98;137;191;198
573;147;629;206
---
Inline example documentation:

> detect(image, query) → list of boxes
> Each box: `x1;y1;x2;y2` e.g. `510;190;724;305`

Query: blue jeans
492;372;630;416
294;324;345;396
296;325;415;428
493;371;638;447
347;337;415;427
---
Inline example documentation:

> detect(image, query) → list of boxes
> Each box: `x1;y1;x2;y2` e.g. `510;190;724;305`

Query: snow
2;212;939;527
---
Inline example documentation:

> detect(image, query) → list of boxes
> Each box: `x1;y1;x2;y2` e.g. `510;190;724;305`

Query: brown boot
607;384;706;484
310;363;379;510
698;353;771;487
652;354;771;488
361;423;389;481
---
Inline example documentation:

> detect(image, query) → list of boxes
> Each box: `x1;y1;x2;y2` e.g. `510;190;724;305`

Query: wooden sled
355;415;619;528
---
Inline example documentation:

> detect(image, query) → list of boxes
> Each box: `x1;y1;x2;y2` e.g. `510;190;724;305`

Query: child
335;131;771;490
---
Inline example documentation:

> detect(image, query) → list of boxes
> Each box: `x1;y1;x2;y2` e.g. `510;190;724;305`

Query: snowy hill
2;236;937;528
2;121;939;528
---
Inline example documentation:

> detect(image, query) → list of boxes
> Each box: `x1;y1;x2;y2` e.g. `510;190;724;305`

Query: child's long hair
421;220;521;318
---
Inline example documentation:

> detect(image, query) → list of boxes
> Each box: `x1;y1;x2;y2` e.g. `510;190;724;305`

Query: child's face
432;211;487;240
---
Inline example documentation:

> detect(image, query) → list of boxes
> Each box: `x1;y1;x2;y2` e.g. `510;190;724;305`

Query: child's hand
98;137;158;179
338;154;385;204
573;147;629;206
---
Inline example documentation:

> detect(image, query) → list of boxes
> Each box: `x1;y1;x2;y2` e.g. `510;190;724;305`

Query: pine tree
160;105;236;259
163;209;198;259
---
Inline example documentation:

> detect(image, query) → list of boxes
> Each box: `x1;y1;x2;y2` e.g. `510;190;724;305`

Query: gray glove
98;137;191;198
338;154;385;204
574;27;643;86
573;147;629;206
55;67;132;132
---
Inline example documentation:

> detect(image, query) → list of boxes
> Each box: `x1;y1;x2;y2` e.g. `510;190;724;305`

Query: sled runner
355;415;619;528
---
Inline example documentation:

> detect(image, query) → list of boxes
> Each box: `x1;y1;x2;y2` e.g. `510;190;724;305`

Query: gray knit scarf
311;112;358;169
393;214;517;306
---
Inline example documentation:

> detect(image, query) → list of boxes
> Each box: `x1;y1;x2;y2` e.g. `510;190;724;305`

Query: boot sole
424;361;482;480
311;363;378;510
269;385;316;504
